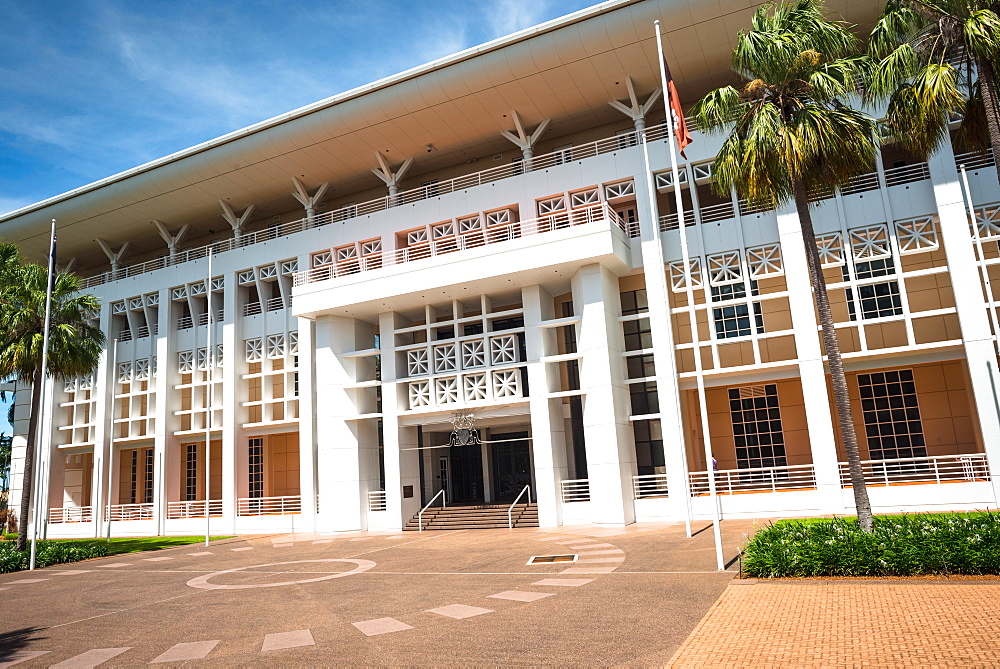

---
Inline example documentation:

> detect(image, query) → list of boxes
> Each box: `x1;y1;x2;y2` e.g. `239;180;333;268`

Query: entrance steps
404;503;538;531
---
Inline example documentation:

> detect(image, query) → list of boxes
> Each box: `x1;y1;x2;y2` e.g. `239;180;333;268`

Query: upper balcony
78;124;670;291
292;201;633;318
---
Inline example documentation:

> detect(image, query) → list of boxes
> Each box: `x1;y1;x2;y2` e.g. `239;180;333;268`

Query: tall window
129;450;138;504
711;282;762;339
144;449;154;504
185;444;198;501
857;370;926;460
249;438;264;499
844;258;903;320
729;384;786;470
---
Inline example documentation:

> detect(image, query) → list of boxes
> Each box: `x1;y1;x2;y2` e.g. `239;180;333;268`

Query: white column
522;285;567;527
378;312;421;530
775;203;845;513
634;159;691;520
221;272;240;530
153;288;173;533
571;263;636;525
928;146;1000;504
91;302;115;534
296;317;318;531
314;315;376;531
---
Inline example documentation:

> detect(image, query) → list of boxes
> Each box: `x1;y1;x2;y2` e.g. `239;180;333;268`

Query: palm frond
865;44;919;99
689;86;742;134
964;9;1000;59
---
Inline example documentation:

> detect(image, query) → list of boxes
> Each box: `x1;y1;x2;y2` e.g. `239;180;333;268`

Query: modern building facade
3;0;999;538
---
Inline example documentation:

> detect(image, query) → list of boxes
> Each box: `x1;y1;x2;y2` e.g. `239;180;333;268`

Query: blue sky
0;0;598;435
0;0;598;217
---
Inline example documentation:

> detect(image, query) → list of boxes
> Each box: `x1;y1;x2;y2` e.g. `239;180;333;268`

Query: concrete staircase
404;503;538;531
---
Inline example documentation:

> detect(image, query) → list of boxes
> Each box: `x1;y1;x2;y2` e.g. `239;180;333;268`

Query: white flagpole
29;219;57;570
653;21;724;571
205;251;213;547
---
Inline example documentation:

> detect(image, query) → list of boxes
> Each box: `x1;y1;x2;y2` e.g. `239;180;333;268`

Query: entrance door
449;444;484;504
491;432;532;502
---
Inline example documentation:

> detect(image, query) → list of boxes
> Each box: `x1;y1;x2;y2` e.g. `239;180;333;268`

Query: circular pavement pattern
186;558;377;590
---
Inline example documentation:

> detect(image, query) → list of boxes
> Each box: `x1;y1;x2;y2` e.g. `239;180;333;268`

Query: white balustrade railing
884;161;930;187
955;150;995;171
368;490;387;512
243;302;263;316
80;126;660;291
106;503;154;521
295;202;619;286
659;210;697;231
840;170;880;196
560;478;590;503
166;499;223;519
49;506;93;523
632;474;669;499
265;296;287;312
689;463;817;495
839;453;990;487
236;495;301;516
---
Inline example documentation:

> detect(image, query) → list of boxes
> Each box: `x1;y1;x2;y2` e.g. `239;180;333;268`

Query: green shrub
742;512;1000;577
0;540;110;574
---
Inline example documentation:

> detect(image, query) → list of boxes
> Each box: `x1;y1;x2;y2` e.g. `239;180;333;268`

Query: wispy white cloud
482;0;555;37
0;0;594;207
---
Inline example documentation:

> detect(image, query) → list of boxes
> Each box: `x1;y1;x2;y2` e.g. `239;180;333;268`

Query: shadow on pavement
0;627;46;660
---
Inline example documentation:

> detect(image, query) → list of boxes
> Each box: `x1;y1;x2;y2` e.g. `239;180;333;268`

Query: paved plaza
0;521;743;666
0;520;998;666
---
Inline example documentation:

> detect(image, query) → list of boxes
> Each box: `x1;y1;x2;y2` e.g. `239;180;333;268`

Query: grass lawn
0;535;234;573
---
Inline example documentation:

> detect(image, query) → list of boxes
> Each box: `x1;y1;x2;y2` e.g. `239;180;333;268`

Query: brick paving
667;581;1000;667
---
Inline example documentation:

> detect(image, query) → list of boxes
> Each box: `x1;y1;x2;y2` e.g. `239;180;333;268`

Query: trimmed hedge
0;540;110;574
742;512;1000;577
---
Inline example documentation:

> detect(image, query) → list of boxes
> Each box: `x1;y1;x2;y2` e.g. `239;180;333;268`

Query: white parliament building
3;0;1000;537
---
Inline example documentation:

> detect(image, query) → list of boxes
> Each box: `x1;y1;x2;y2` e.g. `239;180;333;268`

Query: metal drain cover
527;554;578;565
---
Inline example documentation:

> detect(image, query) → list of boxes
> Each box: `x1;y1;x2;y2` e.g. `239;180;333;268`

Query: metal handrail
418;488;446;532
507;485;530;529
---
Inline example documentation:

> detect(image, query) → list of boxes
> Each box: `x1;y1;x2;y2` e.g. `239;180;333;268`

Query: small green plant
0;540;110;573
743;512;1000;577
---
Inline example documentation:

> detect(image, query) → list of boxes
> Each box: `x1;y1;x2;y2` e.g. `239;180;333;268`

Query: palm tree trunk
974;55;1000;187
792;179;874;532
16;365;44;551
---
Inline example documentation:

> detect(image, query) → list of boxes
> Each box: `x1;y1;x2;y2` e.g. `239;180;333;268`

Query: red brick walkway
667;581;1000;667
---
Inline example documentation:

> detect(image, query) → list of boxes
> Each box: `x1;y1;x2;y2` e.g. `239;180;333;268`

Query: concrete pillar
296;316;318;531
378;312;421;530
91;301;115;534
522;285;567;527
928;145;1000;505
634;158;691;519
775;203;846;513
221;272;240;531
314;315;378;531
571;263;636;525
153;287;173;534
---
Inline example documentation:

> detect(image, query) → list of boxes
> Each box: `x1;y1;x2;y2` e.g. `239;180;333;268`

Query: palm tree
691;0;877;530
0;261;105;550
868;1;1000;181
